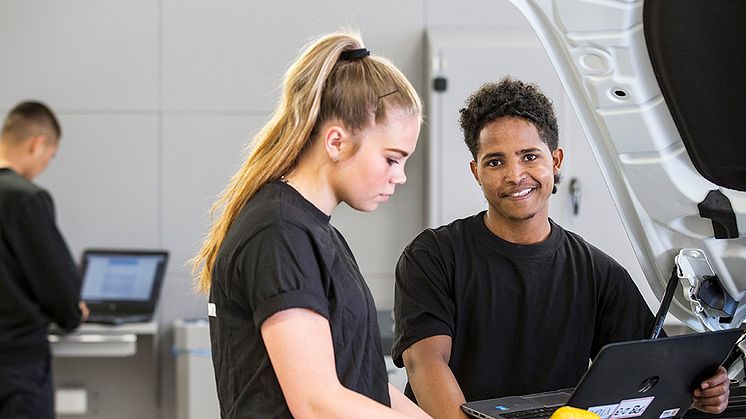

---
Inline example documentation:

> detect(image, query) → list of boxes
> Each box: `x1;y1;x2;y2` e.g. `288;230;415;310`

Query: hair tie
339;48;370;61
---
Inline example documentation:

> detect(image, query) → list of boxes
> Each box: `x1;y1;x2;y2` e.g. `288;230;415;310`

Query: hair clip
339;48;370;61
378;89;399;100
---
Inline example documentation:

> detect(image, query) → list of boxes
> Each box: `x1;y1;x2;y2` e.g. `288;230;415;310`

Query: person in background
393;77;730;418
0;101;88;419
193;31;430;419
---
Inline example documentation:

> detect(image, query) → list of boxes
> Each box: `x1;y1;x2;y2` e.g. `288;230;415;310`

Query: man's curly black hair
459;76;559;160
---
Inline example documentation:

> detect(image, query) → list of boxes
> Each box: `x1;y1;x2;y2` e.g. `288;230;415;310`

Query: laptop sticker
659;408;679;418
611;396;655;418
587;403;619;419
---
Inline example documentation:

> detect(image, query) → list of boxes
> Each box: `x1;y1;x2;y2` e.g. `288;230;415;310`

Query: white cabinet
50;322;159;418
174;319;220;419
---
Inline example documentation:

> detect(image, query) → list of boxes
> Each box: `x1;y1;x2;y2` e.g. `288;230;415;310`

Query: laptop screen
81;251;168;303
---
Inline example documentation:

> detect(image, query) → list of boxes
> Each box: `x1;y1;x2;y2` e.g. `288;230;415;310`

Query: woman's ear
323;123;349;162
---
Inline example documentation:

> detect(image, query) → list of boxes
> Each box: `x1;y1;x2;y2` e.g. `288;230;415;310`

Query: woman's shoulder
224;183;328;251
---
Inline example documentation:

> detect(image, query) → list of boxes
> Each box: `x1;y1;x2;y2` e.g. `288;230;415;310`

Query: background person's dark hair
2;101;62;143
459;76;558;159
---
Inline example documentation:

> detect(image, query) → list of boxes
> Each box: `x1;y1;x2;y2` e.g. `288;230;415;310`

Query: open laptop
80;249;169;325
462;329;742;419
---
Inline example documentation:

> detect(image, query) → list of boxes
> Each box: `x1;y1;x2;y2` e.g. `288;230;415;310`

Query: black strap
339;48;370;61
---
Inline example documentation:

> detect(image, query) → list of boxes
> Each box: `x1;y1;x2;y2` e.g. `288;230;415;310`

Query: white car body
505;0;746;332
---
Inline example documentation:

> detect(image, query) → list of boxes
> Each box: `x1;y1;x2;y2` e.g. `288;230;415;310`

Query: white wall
0;1;649;417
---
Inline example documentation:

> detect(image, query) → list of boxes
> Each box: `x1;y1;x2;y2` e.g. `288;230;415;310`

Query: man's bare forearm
406;354;468;419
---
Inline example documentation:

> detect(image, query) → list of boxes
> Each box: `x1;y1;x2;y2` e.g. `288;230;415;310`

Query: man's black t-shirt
393;213;655;402
0;168;81;366
209;181;390;418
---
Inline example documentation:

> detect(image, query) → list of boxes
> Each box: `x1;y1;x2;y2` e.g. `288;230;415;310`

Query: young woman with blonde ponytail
193;31;430;418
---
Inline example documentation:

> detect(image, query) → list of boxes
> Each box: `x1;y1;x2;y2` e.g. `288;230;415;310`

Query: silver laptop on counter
80;249;168;325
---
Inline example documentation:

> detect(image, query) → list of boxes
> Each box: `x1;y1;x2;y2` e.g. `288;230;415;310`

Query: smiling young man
392;77;730;419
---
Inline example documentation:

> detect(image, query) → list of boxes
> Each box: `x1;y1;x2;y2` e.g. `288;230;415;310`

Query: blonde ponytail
192;31;421;293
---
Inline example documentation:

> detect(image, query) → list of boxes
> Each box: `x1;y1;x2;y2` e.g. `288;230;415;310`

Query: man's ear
470;160;481;186
552;147;565;176
323;123;349;162
28;134;49;156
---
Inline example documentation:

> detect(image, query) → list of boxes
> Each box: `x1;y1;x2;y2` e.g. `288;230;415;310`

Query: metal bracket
675;248;741;330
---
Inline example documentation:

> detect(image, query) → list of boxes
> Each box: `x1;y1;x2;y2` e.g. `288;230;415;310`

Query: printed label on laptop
610;396;654;418
658;408;679;418
587;403;619;419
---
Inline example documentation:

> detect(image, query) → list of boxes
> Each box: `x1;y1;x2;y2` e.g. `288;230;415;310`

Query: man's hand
79;301;90;322
692;366;730;414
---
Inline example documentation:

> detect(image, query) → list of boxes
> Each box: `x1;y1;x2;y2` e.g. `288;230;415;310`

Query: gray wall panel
426;0;528;29
0;0;159;111
36;114;160;258
161;114;266;275
162;0;424;111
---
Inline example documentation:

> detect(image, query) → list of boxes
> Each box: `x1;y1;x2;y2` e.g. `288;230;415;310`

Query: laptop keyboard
500;406;560;419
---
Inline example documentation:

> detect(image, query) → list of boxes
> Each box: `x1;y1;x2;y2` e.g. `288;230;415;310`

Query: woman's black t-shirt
209;181;390;418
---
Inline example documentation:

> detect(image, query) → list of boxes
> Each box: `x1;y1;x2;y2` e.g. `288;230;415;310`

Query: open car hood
505;0;746;331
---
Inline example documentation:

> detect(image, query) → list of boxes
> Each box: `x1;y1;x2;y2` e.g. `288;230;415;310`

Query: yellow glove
549;406;600;419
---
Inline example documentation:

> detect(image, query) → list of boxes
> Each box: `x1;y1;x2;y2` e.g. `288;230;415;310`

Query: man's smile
502;186;538;199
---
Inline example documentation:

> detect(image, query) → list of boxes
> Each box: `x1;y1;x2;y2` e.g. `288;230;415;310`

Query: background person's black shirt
209;181;390;418
0;168;82;366
393;213;655;402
